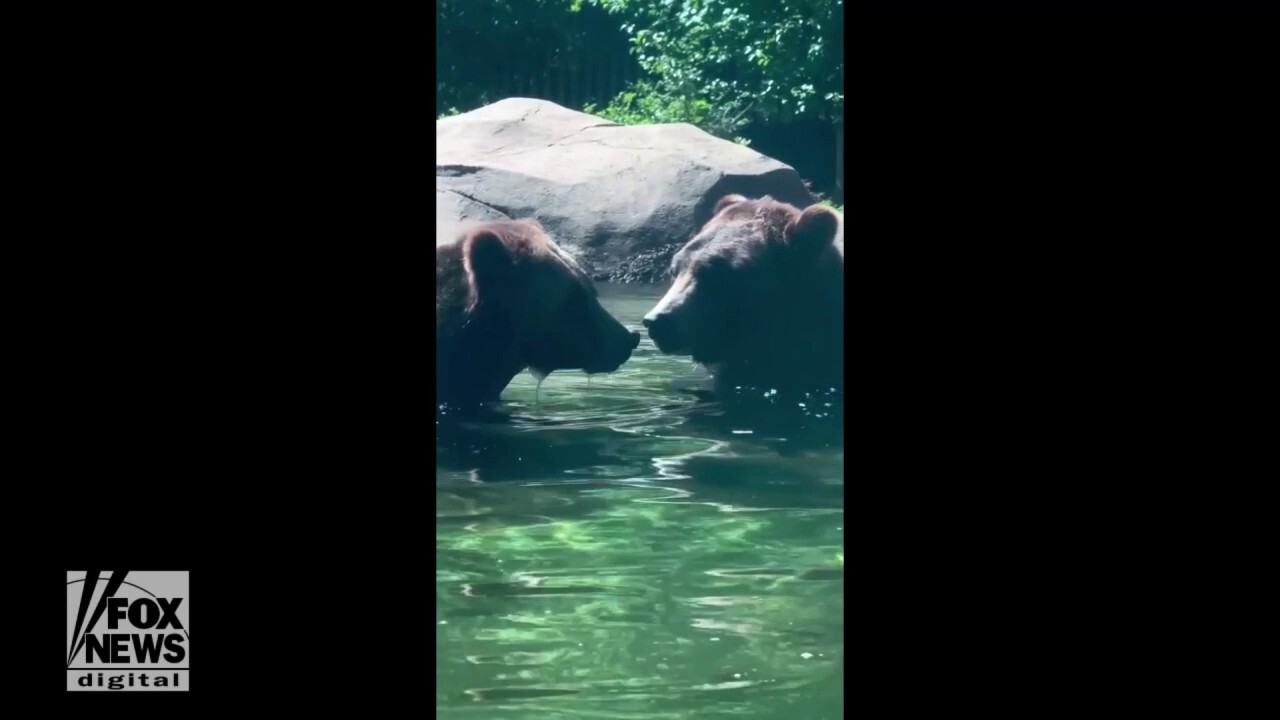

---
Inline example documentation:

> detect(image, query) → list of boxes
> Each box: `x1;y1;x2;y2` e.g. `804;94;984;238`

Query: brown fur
437;220;639;409
645;195;843;394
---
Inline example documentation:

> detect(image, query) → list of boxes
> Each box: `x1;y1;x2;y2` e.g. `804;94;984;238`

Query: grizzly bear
437;218;640;409
642;194;843;395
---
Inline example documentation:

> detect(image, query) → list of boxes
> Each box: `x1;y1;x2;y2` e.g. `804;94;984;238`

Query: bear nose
643;312;672;333
642;312;676;345
629;331;641;348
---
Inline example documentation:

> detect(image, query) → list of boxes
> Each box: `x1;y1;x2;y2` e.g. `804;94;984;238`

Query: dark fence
440;6;642;114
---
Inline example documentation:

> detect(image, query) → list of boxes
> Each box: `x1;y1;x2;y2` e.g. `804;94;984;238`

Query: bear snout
642;312;688;355
586;328;640;374
612;328;641;361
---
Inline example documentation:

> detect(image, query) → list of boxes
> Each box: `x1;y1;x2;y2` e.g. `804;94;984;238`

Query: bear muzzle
642;312;690;355
587;330;641;373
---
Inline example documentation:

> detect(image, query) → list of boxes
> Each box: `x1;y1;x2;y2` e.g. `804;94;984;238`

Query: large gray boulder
436;98;815;282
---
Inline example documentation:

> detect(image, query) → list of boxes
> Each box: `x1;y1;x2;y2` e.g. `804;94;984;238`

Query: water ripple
437;285;843;719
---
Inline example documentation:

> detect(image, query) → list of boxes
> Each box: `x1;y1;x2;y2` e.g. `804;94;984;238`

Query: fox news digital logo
67;570;189;692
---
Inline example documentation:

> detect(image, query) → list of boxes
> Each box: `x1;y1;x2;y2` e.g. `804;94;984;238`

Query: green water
437;283;844;719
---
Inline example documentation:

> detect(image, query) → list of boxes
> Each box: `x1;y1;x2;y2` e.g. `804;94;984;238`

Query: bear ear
462;228;513;310
714;194;748;216
785;205;840;256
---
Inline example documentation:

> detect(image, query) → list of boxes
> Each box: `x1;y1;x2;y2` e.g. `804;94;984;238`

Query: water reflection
437;284;843;719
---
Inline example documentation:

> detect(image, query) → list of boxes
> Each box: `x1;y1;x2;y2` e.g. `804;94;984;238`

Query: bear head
456;218;640;382
642;195;843;391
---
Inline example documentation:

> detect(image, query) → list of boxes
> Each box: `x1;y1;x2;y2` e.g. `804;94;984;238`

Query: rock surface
436;98;815;282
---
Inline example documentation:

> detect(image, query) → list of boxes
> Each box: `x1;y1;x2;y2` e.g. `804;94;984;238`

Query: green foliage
437;0;842;137
576;0;843;126
583;79;753;140
435;0;842;197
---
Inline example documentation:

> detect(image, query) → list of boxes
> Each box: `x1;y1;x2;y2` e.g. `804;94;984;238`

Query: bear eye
668;253;688;278
694;256;732;280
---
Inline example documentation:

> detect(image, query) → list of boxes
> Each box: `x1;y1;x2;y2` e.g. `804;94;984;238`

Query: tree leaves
579;0;843;126
438;0;843;131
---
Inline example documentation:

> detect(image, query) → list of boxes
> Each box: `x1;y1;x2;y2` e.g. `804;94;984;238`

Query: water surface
437;283;844;719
